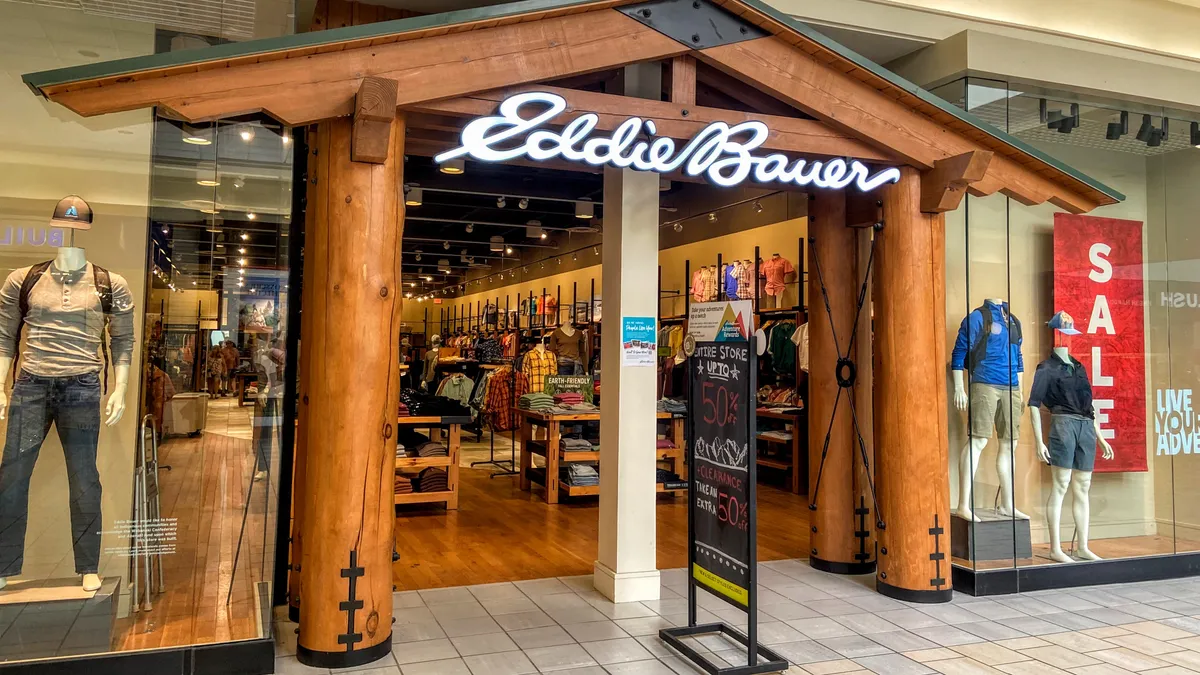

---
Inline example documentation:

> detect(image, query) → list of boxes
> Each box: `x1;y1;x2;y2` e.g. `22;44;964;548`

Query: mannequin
0;218;134;593
760;253;795;309
1028;312;1113;563
548;317;587;375
421;334;441;389
522;335;556;393
951;298;1026;522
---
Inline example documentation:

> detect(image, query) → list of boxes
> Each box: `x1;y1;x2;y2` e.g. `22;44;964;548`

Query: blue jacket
950;300;1024;387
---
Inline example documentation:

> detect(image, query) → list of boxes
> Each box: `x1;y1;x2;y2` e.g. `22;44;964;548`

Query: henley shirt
0;263;136;377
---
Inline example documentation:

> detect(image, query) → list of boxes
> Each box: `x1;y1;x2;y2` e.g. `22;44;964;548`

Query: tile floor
273;559;1200;674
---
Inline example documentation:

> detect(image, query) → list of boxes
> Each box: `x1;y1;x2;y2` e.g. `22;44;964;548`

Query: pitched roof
21;0;1122;208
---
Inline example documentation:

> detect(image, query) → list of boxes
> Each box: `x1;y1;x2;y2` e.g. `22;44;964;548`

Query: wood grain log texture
298;114;404;665
873;167;951;603
352;77;399;164
807;189;868;573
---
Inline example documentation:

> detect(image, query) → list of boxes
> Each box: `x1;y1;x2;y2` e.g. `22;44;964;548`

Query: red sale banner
1053;213;1146;472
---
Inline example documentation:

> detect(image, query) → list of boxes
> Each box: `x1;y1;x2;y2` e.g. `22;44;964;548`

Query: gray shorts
1048;414;1097;472
969;383;1023;441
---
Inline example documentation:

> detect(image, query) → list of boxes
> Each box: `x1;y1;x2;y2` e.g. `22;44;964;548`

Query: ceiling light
415;251;423;261
182;124;212;145
1106;121;1123;141
281;131;291;145
239;125;254;142
465;223;475;233
572;253;578;261
525;221;544;239
673;222;683;233
197;178;221;187
233;177;245;189
409;282;416;288
240;233;249;241
247;212;256;220
238;269;244;276
237;281;244;287
523;266;529;273
424;275;433;282
708;213;717;222
239;258;247;266
505;246;513;255
440;158;465;175
594;246;599;256
405;187;423;207
753;200;764;213
161;225;170;234
496;196;507;208
443;241;451;250
438;259;450;272
192;281;197;286
1191;121;1200;148
490;236;504;252
540;232;547;240
201;208;220;215
575;200;595;219
518;198;529;210
1149;129;1163;148
557;257;562;265
405;292;412;299
1136;114;1154;143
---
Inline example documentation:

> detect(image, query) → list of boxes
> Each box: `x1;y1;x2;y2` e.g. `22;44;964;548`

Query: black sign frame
660;339;788;675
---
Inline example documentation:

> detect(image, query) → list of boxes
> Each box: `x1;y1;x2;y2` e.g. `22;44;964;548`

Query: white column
594;63;662;604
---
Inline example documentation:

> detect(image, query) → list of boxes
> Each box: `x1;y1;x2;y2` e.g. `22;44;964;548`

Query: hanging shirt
791;323;809;373
724;264;740;300
762;256;795;297
691;269;705;302
737;262;754;300
521;347;557;392
701;267;718;302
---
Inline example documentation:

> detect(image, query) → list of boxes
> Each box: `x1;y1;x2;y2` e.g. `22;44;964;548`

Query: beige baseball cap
50;195;93;230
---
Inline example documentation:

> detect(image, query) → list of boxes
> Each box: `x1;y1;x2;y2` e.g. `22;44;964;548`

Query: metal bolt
691;33;701;43
681;109;690;117
740;26;748;34
880;547;888;555
345;195;352;203
380;286;389;297
693;1;701;7
641;8;652;17
302;394;309;404
880;572;887;579
811;548;818;555
811;526;817;533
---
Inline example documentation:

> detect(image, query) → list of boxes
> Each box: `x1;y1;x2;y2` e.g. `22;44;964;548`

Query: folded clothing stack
414;441;448;458
400;389;472;417
398;402;410;417
657;398;687;414
560;463;599;486
656;468;682;483
760;430;794;442
560;437;595;453
415;468;449;492
656;438;676;449
396;429;431;448
396;443;407;458
394;475;414;494
519;392;555;411
553;392;584;406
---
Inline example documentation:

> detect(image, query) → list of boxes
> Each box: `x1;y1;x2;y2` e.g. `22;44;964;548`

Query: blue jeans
556;358;584;376
253;397;280;472
0;371;102;576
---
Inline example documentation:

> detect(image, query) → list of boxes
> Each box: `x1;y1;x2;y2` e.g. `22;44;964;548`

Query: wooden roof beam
405;84;896;163
697;36;1104;214
351;77;398;164
921;150;993;214
46;9;688;126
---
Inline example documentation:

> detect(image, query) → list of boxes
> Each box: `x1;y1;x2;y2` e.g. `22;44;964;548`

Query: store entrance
392;146;813;590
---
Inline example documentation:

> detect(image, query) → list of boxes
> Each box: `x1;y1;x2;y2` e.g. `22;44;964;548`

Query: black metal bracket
854;496;871;563
618;0;769;50
929;515;946;589
807;235;886;531
338;550;365;652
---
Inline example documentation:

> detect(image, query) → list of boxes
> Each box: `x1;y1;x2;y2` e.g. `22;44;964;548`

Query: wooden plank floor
392;465;812;591
113;401;268;651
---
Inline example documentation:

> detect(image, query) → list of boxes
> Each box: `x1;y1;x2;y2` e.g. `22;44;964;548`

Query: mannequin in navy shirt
950;298;1026;522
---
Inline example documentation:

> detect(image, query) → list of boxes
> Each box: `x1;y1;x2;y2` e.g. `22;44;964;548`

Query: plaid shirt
521;348;557;393
736;262;754;300
485;368;529;431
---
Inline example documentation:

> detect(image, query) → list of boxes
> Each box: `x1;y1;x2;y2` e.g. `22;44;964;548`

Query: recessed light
440;158;465;175
77;49;100;58
197;179;221;187
239;126;254;142
281;132;291;145
246;212;256;220
575;200;594;219
405;187;423;207
505;246;513;255
238;247;246;254
240;233;249;241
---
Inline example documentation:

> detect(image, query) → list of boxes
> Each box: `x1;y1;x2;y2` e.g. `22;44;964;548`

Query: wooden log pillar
289;126;318;623
807;191;873;574
297;107;404;666
873;167;952;603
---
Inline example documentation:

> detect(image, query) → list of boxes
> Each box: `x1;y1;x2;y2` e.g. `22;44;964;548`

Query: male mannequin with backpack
0;196;135;592
950;298;1028;523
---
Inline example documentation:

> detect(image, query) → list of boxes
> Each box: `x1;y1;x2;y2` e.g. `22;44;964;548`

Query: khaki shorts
969;382;1023;441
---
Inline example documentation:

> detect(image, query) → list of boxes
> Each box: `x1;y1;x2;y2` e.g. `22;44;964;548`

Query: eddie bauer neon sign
435;92;902;191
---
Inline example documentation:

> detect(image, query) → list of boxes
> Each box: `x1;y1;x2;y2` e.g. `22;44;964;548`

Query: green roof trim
22;0;618;93
20;0;1122;203
737;0;1124;203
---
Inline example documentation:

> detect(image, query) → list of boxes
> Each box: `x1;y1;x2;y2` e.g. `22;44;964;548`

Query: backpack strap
968;305;992;376
92;265;113;394
12;261;54;382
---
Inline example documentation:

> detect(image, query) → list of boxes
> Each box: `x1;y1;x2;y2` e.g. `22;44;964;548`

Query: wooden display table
756;408;806;494
516;409;686;504
395;415;470;509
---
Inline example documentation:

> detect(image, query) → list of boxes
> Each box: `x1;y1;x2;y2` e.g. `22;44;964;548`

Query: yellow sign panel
692;563;748;607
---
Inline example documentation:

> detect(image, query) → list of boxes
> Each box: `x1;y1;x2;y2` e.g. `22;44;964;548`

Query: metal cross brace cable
807;228;886;530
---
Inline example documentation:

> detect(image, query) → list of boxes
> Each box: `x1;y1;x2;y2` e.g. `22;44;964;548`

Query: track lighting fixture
415;251;422;261
1149;129;1163;148
405;187;423;207
443;241;451;250
1046;103;1079;134
1162;118;1170;141
1191;121;1200;148
440;158;465;175
523;266;529;273
540;232;547;240
1136;114;1154;143
497;196;507;208
489;236;504;252
572;253;578;261
505;246;513;255
1038;99;1048;125
708;213;718;222
239;125;254;142
575;200;595;219
557;257;562;265
753;200;764;214
466;223;474;233
673;222;683;233
594;247;599;256
518;198;529;210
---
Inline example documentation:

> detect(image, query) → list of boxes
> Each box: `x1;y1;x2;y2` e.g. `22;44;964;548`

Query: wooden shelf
656;483;687;494
396;455;452;469
394;490;456;505
756;434;794;445
561;450;600;462
398;415;473;426
757;456;792;471
559;482;600;497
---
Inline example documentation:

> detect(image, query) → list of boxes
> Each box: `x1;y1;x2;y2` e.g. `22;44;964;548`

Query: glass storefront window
942;76;1200;576
0;0;293;664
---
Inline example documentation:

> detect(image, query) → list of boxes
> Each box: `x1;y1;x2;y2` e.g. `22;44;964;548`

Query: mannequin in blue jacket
950;298;1028;523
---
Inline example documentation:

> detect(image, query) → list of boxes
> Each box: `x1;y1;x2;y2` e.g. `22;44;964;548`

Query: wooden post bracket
669;55;696;107
921;150;993;213
352;76;398;164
